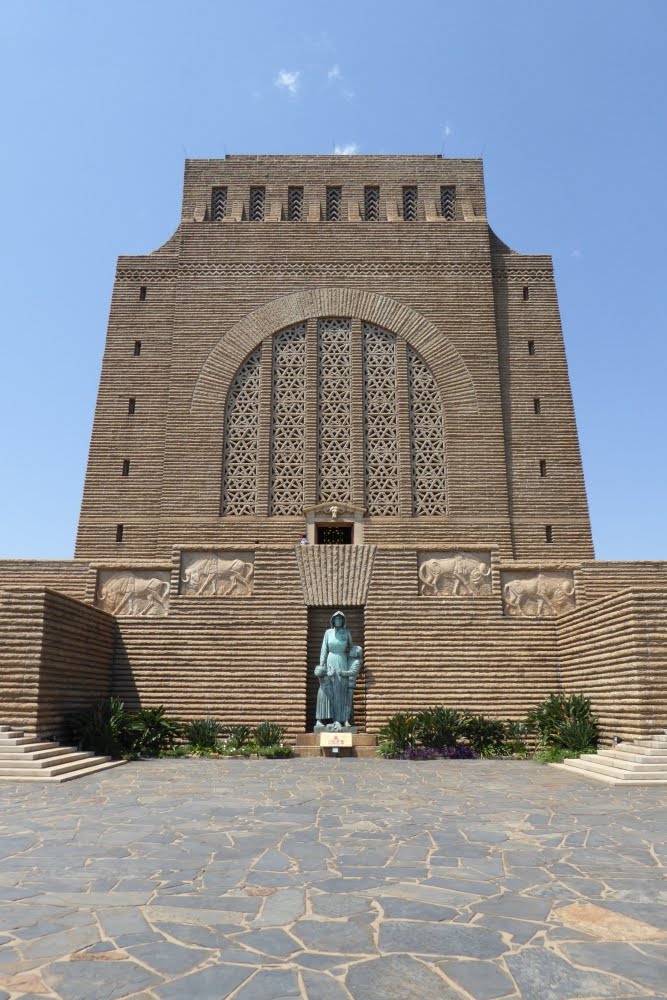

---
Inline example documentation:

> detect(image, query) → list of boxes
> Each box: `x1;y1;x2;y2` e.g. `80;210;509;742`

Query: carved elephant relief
502;571;576;618
180;551;254;597
95;570;171;617
418;551;493;597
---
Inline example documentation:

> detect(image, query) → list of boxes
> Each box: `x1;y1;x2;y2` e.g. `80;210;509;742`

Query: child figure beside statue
314;611;362;732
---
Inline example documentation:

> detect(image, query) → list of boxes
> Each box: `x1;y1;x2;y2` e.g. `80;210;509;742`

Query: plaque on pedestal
319;732;353;748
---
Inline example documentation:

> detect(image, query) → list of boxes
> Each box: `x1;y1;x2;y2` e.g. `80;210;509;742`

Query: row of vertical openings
210;185;457;221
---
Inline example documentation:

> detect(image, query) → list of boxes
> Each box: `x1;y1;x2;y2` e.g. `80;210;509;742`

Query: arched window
221;319;447;516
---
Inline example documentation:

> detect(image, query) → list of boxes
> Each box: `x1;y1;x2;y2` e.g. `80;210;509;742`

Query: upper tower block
76;153;592;564
180;155;487;224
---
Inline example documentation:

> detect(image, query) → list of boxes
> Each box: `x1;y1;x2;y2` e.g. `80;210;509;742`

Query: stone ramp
0;724;125;782
552;731;667;785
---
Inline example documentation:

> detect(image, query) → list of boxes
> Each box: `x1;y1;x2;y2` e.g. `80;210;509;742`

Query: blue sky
0;0;665;559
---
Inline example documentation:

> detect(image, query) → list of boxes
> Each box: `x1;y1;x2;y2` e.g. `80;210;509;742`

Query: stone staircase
294;733;378;758
0;725;125;782
553;731;667;785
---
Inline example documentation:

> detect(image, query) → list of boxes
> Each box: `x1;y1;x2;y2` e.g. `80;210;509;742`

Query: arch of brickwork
190;287;479;420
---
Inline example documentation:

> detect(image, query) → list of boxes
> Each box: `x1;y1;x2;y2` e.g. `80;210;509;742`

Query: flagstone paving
1;759;667;999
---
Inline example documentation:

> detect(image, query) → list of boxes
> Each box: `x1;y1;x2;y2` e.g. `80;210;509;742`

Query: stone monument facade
0;155;665;742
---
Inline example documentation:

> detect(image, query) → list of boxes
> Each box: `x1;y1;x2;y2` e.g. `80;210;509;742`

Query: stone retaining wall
0;587;114;738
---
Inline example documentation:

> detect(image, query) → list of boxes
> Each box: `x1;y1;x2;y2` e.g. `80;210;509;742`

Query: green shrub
501;720;531;757
534;746;582;764
377;739;402;759
183;718;223;751
260;743;293;758
415;707;465;749
159;745;189;758
377;712;419;756
127;706;182;756
526;693;599;750
549;716;600;754
66;696;130;758
253;722;287;747
463;715;506;756
224;724;253;750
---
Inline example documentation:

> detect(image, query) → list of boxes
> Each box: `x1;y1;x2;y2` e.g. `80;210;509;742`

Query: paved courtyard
1;759;667;1000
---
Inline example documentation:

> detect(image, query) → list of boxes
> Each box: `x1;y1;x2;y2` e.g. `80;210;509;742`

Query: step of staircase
0;735;43;746
597;748;667;766
0;751;95;770
0;745;79;761
552;731;667;785
0;727;126;783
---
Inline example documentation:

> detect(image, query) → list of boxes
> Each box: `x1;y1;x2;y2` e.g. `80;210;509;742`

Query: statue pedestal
293;733;378;758
314;723;357;734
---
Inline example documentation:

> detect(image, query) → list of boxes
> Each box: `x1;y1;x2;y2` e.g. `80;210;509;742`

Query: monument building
1;155;665;747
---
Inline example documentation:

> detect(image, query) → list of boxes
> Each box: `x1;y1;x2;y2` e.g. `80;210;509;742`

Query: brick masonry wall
0;561;89;601
364;549;561;731
111;548;308;737
1;554;666;742
556;589;667;742
578;561;667;604
0;588;114;738
492;237;593;559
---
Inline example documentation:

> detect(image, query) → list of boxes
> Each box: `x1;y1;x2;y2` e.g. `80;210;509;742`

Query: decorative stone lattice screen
221;319;447;517
270;325;307;515
362;324;400;515
317;319;353;503
408;348;448;515
221;348;262;515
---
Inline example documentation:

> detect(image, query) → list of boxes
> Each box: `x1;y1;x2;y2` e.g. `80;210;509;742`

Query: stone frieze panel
180;551;254;597
418;551;493;597
95;570;170;617
502;570;576;618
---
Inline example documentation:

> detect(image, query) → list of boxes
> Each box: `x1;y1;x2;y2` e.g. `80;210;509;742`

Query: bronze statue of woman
315;611;362;729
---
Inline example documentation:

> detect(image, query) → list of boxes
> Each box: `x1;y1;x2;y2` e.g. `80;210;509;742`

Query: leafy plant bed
159;743;293;760
377;694;600;760
67;700;294;760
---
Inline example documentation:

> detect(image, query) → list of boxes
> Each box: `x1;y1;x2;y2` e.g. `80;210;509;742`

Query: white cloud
442;124;453;137
334;143;359;155
274;70;301;95
570;248;583;258
327;64;355;99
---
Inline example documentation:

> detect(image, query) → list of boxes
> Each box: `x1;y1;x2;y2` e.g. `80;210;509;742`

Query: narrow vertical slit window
326;186;342;221
523;286;530;301
527;340;536;356
364;186;380;221
128;398;136;415
287;186;304;221
440;185;456;220
539;459;547;478
133;340;142;356
211;186;227;221
249;187;265;221
115;524;124;542
533;397;541;414
545;525;553;543
402;186;417;221
122;459;131;477
139;285;147;301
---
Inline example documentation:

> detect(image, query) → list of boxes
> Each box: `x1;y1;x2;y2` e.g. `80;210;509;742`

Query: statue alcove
306;606;366;732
